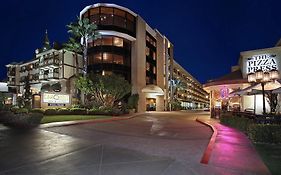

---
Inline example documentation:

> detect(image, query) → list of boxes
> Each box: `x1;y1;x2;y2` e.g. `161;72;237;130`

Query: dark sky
1;0;281;84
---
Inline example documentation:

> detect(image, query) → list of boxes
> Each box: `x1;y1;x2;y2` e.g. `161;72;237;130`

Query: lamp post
247;70;279;114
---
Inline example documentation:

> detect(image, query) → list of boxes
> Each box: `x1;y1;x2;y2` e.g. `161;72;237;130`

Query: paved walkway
197;118;271;175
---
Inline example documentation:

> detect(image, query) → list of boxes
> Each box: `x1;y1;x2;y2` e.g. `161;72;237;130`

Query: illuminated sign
247;54;278;73
43;93;70;104
220;87;229;99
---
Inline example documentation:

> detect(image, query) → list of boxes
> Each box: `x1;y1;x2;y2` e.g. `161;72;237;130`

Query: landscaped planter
0;111;43;129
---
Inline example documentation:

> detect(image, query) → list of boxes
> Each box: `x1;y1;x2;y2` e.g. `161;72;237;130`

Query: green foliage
16;96;25;108
23;76;32;109
220;113;253;132
266;92;278;113
248;124;281;144
127;94;139;109
0;92;6;110
29;108;45;114
0;111;43;129
76;74;131;108
10;106;29;114
170;100;182;111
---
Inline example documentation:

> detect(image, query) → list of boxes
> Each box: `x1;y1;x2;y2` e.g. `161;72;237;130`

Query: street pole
261;82;266;114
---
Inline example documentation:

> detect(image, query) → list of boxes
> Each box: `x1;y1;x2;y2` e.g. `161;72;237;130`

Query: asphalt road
0;111;217;175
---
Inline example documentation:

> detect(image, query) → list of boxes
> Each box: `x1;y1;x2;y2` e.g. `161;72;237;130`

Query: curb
40;113;141;129
196;118;218;164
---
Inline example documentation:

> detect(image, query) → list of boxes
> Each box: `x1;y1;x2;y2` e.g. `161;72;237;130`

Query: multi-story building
6;3;208;111
6;31;83;108
172;61;209;109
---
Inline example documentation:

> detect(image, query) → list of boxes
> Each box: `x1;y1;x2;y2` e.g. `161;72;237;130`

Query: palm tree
66;16;100;76
63;37;82;76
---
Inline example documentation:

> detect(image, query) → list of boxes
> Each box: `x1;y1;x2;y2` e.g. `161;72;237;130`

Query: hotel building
6;3;209;111
204;40;281;116
6;31;83;108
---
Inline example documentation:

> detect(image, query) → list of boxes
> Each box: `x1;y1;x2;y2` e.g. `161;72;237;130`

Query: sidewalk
39;113;141;129
197;118;271;175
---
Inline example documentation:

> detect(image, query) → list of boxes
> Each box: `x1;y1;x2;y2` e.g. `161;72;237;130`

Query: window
113;37;123;47
153;66;156;74
90;8;99;15
114;9;125;17
146;47;150;56
93;53;102;64
103;53;113;63
94;38;102;46
146;62;150;71
103;37;113;46
152;51;156;60
113;54;124;64
100;7;113;25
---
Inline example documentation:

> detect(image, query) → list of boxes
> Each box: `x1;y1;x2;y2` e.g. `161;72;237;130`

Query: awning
252;81;281;91
230;83;259;96
141;85;164;95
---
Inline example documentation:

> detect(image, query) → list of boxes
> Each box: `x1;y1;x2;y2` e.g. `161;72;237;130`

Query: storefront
204;45;281;117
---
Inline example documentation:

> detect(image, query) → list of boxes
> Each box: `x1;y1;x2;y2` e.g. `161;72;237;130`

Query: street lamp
247;69;280;114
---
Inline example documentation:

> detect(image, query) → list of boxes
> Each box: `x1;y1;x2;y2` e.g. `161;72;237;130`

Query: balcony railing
39;72;59;80
39;58;60;68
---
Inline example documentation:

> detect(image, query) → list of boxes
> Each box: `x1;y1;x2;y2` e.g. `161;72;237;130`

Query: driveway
0;111;219;175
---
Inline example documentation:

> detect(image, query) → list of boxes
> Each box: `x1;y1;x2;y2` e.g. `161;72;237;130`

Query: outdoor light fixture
247;69;280;114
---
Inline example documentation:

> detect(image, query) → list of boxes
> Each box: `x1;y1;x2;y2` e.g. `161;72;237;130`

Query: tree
76;74;131;108
169;79;187;110
63;37;82;76
23;76;32;109
266;91;278;113
66;16;100;76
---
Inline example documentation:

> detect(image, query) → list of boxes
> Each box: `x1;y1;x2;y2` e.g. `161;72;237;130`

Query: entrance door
146;98;156;111
32;94;41;108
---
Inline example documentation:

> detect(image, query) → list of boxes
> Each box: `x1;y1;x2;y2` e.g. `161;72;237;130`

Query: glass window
90;14;99;24
94;38;102;46
103;53;113;63
146;47;150;56
101;7;113;15
87;40;93;47
93;53;102;64
114;15;126;28
152;51;156;60
90;8;99;15
113;54;124;64
113;37;123;47
126;20;134;32
146;62;150;71
127;13;134;22
102;36;113;46
114;9;125;17
153;66;156;74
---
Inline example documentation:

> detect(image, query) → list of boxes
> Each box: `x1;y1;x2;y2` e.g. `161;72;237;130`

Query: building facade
6;3;208;111
204;41;281;116
6;31;83;108
80;3;208;112
172;61;209;109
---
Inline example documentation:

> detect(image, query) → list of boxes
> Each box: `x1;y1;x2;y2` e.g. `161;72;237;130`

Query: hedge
248;124;281;144
220;113;281;143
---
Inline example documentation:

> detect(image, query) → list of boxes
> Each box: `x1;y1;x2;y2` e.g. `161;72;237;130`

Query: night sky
1;0;281;84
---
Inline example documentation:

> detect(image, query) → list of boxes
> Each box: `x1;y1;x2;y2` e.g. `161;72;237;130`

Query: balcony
39;72;59;81
39;58;60;69
7;71;16;77
7;81;16;86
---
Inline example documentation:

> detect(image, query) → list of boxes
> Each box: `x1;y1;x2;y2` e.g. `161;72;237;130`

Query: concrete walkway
197;118;271;175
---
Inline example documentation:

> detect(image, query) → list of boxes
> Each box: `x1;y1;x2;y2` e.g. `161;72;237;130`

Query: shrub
29;108;45;114
44;108;59;115
220;113;254;133
0;111;43;129
127;94;139;110
12;108;29;114
248;124;281;144
69;108;87;115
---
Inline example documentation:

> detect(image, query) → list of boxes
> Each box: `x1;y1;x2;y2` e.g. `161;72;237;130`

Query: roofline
80;3;137;17
173;60;201;85
204;79;248;88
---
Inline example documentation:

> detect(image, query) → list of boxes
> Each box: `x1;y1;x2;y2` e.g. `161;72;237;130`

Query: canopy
141;85;164;95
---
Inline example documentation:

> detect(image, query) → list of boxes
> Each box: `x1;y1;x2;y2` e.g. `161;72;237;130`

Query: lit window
113;37;123;47
146;47;150;56
113;54;124;64
103;53;113;63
